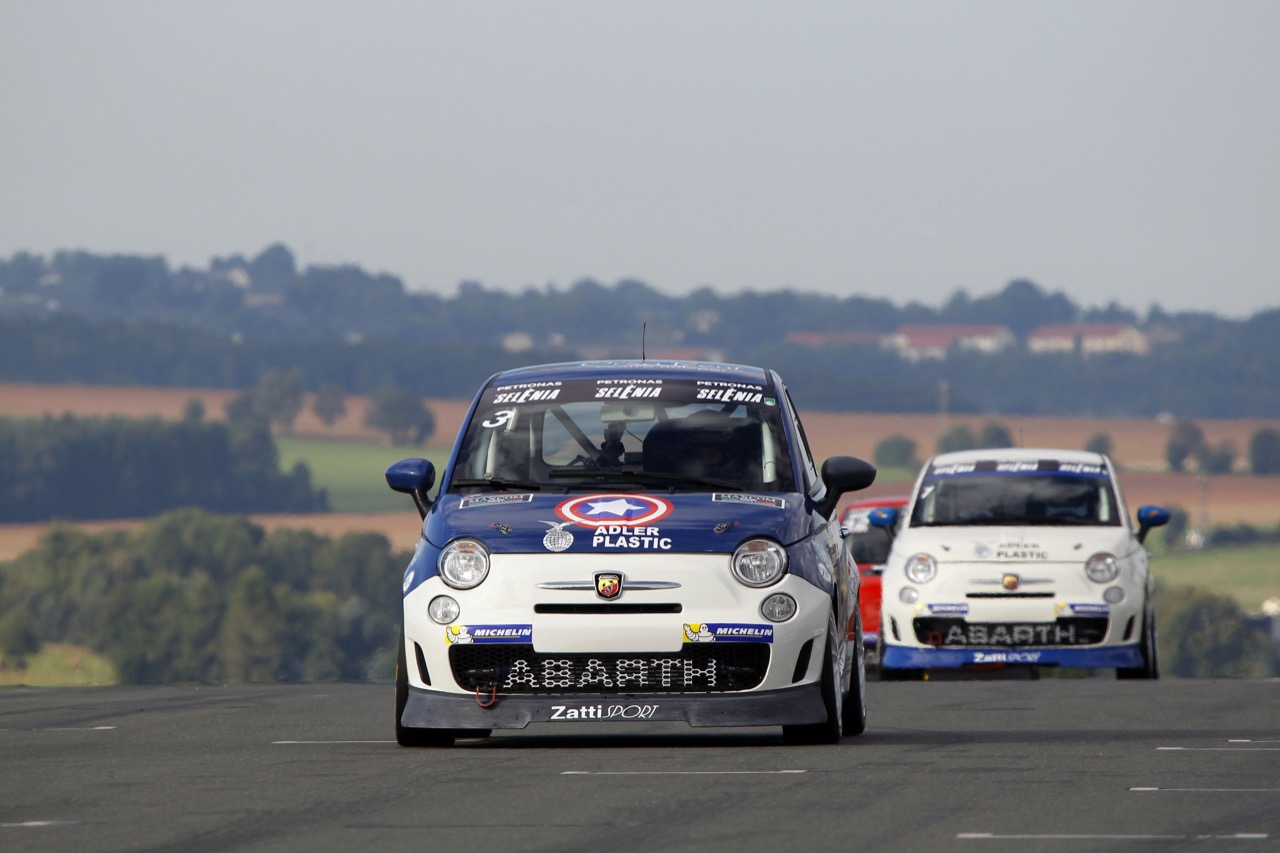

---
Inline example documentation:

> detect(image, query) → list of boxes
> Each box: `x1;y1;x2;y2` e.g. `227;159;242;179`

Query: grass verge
0;643;119;687
276;437;452;513
1150;543;1280;613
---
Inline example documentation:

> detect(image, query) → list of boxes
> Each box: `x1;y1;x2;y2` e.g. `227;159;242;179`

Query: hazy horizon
4;2;1278;318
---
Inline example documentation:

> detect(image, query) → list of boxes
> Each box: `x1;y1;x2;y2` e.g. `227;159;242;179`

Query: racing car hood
423;491;809;554
896;526;1140;563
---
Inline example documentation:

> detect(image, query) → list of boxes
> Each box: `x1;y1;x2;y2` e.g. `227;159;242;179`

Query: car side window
783;389;820;494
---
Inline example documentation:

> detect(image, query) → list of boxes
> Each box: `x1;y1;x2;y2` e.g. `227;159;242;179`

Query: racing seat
644;413;759;487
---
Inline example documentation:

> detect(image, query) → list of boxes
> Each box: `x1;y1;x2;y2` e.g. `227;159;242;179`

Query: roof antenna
642;323;647;360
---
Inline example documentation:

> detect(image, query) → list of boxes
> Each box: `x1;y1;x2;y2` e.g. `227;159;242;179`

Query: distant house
784;330;884;349
882;325;1015;362
1027;324;1150;356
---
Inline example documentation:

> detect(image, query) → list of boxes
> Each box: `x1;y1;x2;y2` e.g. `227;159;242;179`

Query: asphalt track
2;679;1278;852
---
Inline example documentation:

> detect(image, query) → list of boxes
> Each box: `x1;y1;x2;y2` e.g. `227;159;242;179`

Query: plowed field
2;381;1277;561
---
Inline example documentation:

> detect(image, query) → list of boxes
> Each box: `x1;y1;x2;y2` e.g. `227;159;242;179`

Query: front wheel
841;609;867;736
783;614;845;745
395;628;455;747
1116;606;1159;680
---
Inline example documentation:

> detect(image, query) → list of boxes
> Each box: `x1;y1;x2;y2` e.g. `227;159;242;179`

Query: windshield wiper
451;477;543;492
546;467;744;491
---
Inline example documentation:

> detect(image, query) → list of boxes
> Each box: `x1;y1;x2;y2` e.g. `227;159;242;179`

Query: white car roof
924;447;1110;467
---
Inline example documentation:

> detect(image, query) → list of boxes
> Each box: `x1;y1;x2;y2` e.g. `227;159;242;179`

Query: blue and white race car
386;360;877;745
872;448;1170;679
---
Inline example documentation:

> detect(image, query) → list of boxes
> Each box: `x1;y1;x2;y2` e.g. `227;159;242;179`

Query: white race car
871;448;1170;679
386;360;878;745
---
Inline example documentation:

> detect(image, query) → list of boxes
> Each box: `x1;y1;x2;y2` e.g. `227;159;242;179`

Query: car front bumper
880;643;1144;669
401;680;829;729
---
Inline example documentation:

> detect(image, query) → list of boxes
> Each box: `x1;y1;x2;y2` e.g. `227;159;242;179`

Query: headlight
731;539;788;587
1103;586;1126;604
904;553;937;584
428;595;460;624
438;539;490;589
1085;553;1121;583
760;593;798;622
899;586;920;604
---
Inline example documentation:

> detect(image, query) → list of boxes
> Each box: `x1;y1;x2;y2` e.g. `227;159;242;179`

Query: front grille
449;644;770;694
534;603;683;615
913;617;1109;647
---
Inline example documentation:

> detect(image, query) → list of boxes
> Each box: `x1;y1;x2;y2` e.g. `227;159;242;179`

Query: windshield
909;458;1121;527
450;376;798;493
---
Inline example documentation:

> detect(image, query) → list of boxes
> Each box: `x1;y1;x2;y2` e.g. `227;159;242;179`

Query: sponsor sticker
995;542;1048;560
445;624;534;645
712;493;785;509
928;603;970;615
549;703;660;721
682;623;774;643
488;382;562;405
556;494;673;528
590;525;672;550
541;520;575;552
1067;603;1111;615
972;651;1042;664
459;493;535;508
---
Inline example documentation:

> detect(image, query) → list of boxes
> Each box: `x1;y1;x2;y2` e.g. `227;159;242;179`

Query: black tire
783;614;845;745
842;609;867;736
395;628;455;747
1117;606;1159;680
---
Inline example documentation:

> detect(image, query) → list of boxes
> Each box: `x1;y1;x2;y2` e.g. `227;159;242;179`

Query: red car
840;496;910;657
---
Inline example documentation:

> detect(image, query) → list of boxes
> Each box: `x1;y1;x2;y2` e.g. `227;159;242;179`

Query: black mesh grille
913;618;1109;647
448;644;770;694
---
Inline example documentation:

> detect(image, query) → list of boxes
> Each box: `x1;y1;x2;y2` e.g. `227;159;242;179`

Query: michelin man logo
444;625;474;644
683;623;716;642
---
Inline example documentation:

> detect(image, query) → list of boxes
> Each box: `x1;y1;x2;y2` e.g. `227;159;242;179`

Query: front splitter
400;682;828;730
880;644;1144;670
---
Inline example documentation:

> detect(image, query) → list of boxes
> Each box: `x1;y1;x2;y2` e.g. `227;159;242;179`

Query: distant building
1027;324;1150;356
784;331;884;349
882;325;1015;362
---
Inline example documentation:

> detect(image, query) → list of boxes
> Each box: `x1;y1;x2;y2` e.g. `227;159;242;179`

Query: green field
1151;543;1280;613
0;644;119;687
276;437;452;512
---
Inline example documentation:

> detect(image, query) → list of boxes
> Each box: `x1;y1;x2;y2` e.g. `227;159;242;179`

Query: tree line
4;246;1280;419
0;411;326;523
0;510;1272;682
0;510;408;683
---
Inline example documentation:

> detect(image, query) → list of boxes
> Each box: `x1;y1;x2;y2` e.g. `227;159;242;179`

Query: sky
2;1;1278;317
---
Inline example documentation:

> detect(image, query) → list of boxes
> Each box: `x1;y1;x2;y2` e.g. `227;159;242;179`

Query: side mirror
816;456;877;519
1135;504;1171;545
867;506;900;534
386;458;436;519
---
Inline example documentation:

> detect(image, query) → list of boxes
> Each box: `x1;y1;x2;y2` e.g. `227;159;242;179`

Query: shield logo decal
595;572;623;600
1002;573;1020;591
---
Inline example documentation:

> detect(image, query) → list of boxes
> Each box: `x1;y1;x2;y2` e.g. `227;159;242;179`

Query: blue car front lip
880;644;1144;669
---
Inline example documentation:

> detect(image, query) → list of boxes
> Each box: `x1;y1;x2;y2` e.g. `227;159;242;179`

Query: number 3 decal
483;409;516;429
